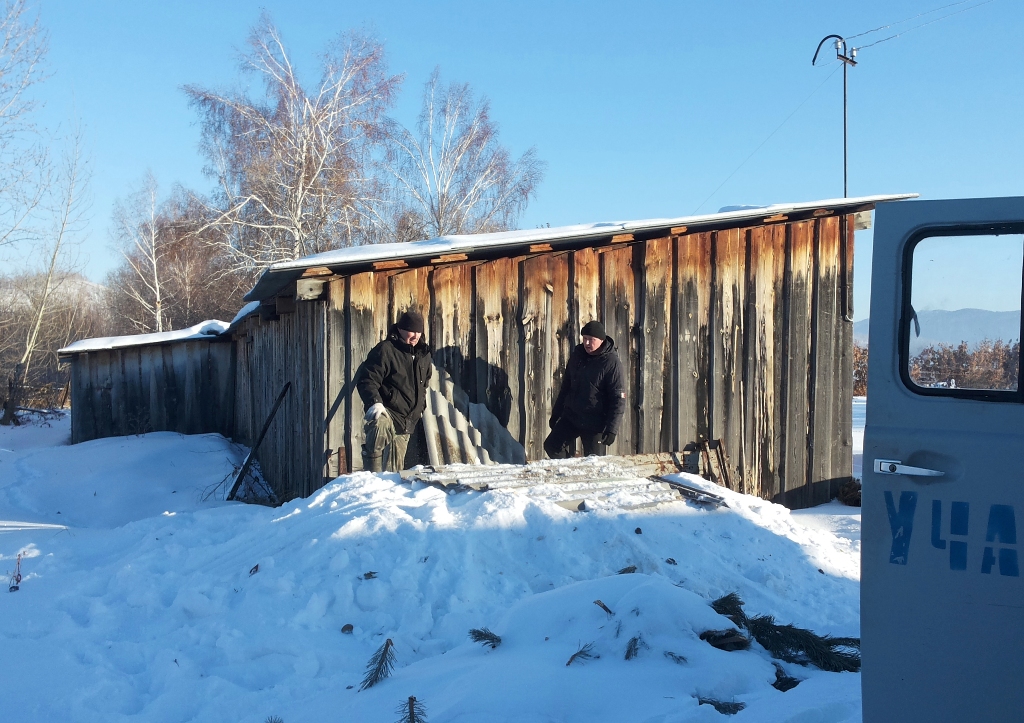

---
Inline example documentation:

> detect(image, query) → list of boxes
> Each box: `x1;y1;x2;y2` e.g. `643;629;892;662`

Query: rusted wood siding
474;258;520;436
712;228;747;493
68;340;235;445
675;232;712;450
640;237;672;453
744;224;785;499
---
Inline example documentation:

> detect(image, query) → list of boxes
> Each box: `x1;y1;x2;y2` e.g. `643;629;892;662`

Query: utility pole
813;35;857;197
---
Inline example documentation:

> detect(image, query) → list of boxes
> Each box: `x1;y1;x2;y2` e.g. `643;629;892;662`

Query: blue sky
33;0;1024;319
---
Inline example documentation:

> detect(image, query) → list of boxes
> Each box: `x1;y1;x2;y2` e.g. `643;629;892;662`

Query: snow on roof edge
264;193;915;275
59;320;231;356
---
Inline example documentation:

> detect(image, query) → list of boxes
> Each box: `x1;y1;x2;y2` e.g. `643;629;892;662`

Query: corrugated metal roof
244;193;916;301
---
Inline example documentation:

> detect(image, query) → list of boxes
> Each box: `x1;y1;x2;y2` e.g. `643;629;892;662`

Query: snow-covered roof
58;320;231;357
244;193;916;301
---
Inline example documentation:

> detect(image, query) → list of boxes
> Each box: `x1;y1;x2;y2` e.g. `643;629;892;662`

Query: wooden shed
227;194;911;507
58;321;235;443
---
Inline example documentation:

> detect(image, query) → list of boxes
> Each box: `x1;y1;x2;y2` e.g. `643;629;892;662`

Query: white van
862;197;1024;722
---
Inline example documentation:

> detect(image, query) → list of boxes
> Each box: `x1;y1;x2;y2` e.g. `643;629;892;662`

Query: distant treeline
852;339;1020;397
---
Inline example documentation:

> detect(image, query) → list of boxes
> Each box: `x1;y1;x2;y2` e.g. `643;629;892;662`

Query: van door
862;197;1024;723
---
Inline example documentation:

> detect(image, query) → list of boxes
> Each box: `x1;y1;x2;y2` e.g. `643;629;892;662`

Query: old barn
60;194;913;508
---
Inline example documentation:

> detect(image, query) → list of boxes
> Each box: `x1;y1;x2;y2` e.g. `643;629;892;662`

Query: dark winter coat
356;327;433;434
550;336;626;434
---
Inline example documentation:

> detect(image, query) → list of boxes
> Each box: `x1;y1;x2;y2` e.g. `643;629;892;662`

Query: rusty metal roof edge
244;193;917;301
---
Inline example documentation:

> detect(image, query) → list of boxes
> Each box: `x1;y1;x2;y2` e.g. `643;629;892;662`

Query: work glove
601;431;616;446
364;403;389;422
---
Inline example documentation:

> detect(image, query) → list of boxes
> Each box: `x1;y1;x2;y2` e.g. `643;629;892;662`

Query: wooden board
639;236;672;453
779;220;815;507
431;263;474;398
325;278;348;476
520;253;570;459
473;258;521;437
711;227;746;493
675;232;712;450
347;272;377;471
744;224;785;499
572;247;600;346
601;245;637;455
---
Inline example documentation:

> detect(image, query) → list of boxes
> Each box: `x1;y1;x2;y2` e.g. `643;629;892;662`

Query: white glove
365;403;389;422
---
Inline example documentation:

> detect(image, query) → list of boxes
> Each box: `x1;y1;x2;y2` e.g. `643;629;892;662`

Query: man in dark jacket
355;310;433;472
544;320;626;459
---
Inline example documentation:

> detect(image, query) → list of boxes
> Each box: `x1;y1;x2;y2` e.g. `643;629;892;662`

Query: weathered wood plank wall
68;340;234;444
232;301;327;501
274;214;850;507
69;214;853;506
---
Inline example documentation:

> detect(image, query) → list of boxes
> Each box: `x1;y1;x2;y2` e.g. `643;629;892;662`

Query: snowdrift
0;417;861;722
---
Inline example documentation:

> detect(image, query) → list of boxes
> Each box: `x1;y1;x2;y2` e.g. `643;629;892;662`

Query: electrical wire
856;0;997;50
846;0;976;41
692;63;842;215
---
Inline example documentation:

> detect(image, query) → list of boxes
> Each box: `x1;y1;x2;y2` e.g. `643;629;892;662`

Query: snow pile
0;416;861;722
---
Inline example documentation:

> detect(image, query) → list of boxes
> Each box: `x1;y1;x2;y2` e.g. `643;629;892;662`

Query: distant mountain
854;309;1020;356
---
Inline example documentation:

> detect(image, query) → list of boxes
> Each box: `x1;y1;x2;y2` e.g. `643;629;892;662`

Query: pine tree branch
468;627;501;649
360;638;396;690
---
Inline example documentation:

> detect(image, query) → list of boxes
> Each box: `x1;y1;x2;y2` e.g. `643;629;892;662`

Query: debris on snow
468;628;502;649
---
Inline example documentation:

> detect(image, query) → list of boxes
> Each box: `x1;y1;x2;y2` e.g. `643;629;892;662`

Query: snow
57;320;231;356
263;194;916;275
0;409;866;722
229;300;260;327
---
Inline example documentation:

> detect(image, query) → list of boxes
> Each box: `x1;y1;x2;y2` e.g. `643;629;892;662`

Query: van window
905;233;1023;395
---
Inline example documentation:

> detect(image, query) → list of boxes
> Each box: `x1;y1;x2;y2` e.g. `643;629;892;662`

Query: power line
846;0;976;41
856;0;997;50
692;64;842;215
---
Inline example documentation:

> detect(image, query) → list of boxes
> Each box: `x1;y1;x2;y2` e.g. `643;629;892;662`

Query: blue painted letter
885;491;918;565
931;500;946;550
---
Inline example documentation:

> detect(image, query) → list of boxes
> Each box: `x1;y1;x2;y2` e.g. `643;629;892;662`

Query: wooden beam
529;243;553;253
812;209;833;217
611;233;634;243
301;266;333;277
373;259;408;270
430;253;469;264
275;294;296;314
670;226;688;235
763;214;789;224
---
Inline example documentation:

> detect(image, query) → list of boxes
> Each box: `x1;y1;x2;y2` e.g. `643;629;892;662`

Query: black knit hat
397;310;425;334
581;320;606;339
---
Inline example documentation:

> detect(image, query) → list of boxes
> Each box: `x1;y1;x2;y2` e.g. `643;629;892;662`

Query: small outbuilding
61;193;914;508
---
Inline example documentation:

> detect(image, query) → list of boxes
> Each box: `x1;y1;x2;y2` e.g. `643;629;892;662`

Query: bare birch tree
0;0;47;249
183;13;400;276
111;172;166;332
375;68;544;240
1;124;90;423
104;185;247;336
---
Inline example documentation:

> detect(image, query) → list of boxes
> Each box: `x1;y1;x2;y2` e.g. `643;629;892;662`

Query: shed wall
68;339;234;444
319;216;853;507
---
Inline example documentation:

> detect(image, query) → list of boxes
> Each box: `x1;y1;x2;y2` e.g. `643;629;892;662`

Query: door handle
874;459;945;477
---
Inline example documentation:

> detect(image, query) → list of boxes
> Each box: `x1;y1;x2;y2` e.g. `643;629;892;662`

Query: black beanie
397;310;425;334
581;320;606;339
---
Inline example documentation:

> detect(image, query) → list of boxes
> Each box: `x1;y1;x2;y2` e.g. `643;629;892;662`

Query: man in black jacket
544;320;626;459
355;310;433;472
